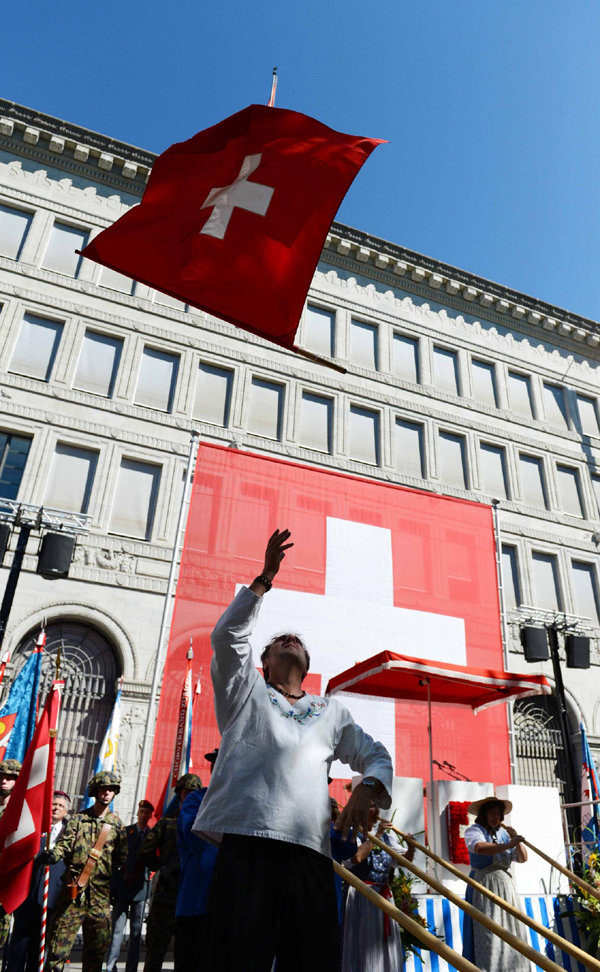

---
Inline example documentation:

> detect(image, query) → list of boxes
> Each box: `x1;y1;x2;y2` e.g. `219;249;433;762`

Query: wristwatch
254;574;273;592
362;777;377;790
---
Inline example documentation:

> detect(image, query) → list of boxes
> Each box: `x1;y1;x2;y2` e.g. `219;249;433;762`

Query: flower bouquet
390;868;441;957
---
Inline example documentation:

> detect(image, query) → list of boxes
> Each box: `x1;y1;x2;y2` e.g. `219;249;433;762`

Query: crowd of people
0;528;530;972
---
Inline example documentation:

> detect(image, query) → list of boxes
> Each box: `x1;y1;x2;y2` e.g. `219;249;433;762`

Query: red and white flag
0;648;11;691
80;105;383;353
162;645;194;815
0;680;63;913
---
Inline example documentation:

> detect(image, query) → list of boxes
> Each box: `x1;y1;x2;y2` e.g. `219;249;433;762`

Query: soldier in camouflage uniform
0;758;21;948
43;771;127;972
138;774;202;972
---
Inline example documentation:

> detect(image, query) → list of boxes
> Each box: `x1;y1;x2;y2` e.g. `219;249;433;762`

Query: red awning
325;651;551;713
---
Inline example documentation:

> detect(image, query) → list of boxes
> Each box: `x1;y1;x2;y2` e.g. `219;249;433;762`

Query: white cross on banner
200;153;274;240
237;518;467;778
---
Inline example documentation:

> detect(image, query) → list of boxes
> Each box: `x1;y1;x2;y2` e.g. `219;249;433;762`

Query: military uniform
0;759;21;948
138;774;202;972
44;772;126;972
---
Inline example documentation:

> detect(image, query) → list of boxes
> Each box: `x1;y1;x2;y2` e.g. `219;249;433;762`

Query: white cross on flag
80;105;383;354
0;680;63;913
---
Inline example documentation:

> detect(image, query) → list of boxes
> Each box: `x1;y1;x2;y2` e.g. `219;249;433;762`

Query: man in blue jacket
174;752;218;971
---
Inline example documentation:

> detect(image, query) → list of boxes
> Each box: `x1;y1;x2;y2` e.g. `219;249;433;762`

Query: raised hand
262;529;293;580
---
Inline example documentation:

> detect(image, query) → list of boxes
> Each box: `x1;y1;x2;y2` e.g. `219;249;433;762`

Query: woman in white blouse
461;795;530;972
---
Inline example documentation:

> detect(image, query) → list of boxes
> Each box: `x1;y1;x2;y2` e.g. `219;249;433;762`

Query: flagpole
38;654;61;972
132;430;200;814
267;67;278;108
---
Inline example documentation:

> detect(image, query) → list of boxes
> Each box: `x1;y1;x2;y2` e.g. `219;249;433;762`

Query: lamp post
519;608;589;845
0;500;91;651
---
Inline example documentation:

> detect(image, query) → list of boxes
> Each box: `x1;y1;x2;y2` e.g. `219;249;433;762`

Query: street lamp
0;500;91;650
519;607;590;842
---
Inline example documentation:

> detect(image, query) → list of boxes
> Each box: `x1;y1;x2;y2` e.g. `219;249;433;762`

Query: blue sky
4;1;600;319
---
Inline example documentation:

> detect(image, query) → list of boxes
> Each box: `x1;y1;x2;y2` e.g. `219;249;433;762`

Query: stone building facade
0;97;599;814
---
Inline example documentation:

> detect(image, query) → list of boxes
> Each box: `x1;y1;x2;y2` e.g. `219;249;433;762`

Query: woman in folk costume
341;802;413;972
462;795;530;972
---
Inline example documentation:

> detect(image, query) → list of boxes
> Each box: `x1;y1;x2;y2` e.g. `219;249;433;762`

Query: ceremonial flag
80;105;383;354
82;680;122;808
163;643;194;816
581;722;600;859
0;632;44;762
0;679;63;913
0;648;10;691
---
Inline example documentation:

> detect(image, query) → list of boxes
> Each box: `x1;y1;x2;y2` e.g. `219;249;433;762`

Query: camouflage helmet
88;770;121;796
175;773;202;792
0;759;21;777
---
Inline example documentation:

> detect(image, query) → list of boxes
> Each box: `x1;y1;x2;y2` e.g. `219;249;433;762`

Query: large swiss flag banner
81;105;383;351
147;445;510;809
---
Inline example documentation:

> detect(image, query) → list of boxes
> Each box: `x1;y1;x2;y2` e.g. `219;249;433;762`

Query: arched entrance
10;621;121;804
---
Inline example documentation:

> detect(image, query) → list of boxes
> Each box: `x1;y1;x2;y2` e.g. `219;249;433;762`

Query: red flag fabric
80;105;383;351
0;680;63;913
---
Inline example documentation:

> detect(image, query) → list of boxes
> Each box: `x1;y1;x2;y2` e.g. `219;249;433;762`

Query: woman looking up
462;796;529;971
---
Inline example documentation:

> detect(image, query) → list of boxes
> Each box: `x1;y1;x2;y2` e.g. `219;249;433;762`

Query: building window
44;444;98;514
109;458;161;540
350;320;378;371
154;290;185;310
0;204;32;260
556;464;584;518
479;443;509;499
571;561;600;625
74;331;123;398
471;360;498;407
299;393;332;453
531;552;562;611
392;334;419;383
501;545;522;609
0;433;31;501
304;305;334;359
10;314;63;381
42;222;88;278
194;363;233;427
438;431;467;489
433;347;459;396
591;474;600;517
135;347;179;413
519;454;547;509
349;406;379;465
543;383;568;429
100;266;134;296
577;395;600;437
395;419;424;478
508;372;534;418
247;378;284;440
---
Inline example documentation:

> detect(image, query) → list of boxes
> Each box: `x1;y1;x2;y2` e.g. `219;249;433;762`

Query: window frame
507;369;536;419
347;401;381;466
245;373;287;441
134;343;181;414
391;331;421;384
570;558;600;625
478;439;510;499
40;217;90;279
432;344;461;397
517;451;549;510
437;427;469;490
301;302;336;360
555;462;586;519
470;357;498;408
0;200;34;262
349;316;380;372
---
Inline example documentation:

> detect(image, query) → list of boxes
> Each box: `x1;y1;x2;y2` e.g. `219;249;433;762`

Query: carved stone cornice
330;221;600;345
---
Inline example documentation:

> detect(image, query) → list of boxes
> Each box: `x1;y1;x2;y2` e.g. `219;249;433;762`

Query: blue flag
0;635;43;763
581;722;600;859
81;685;122;809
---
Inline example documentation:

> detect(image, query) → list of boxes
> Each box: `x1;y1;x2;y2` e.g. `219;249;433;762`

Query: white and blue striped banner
403;895;587;971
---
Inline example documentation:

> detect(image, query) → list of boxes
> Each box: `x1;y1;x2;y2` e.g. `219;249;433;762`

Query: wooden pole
369;834;565;972
393;828;600;972
522;838;600;905
332;861;484;972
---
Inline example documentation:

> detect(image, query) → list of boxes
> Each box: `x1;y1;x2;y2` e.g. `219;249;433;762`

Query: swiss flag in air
81;105;383;352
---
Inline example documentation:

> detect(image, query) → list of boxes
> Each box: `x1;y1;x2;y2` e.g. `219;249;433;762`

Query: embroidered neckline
267;689;328;724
